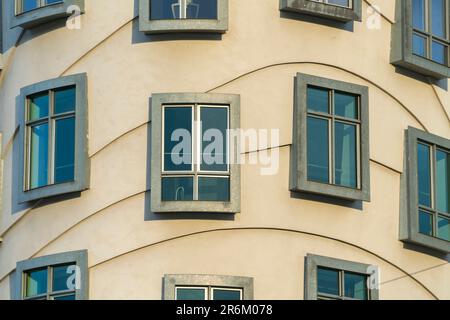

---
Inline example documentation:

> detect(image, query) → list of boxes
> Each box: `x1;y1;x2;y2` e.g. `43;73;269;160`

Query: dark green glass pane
417;143;432;207
28;93;49;121
201;107;228;172
436;150;449;213
317;267;339;296
53;294;76;300
25;268;48;297
437;216;450;241
54;117;75;184
198;177;229;201
164;107;192;172
30;123;49;189
187;0;218;19
307;117;329;184
334;122;357;188
151;0;180;19
344;272;367;300
419;210;433;236
307;86;329;114
162;177;194;201
176;288;206;300
334;92;358;119
52;264;76;292
54;86;76;114
212;289;241;300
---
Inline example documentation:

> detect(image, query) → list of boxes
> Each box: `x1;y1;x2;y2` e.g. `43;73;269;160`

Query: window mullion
194;104;199;200
330;90;335;185
47;266;52;301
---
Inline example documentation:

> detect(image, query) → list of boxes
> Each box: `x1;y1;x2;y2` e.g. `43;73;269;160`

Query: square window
139;0;228;34
280;0;362;22
17;73;90;203
291;73;370;202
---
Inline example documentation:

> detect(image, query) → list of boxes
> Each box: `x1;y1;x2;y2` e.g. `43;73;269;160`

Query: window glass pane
413;33;427;57
417;143;432;207
54;86;76;114
436;150;449;213
54;117;75;184
412;0;426;31
432;41;447;65
334;92;358;119
30;123;49;189
344;272;367;300
327;0;351;8
198;177;230;201
45;0;61;5
201;107;228;172
437;216;450;241
431;0;446;38
307;117;329;184
22;0;39;13
151;0;179;19
334;122;357;188
53;294;76;300
25;268;48;297
176;288;206;300
162;177;194;201
52;264;75;292
317;267;339;296
187;0;218;19
28;93;49;122
307;87;329;114
164;107;192;172
419;210;433;236
212;289;241;300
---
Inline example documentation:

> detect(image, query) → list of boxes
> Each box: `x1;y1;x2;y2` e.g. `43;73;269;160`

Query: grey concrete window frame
163;274;254;300
304;254;379;300
391;0;450;79
400;127;450;253
11;0;84;29
151;93;240;214
280;0;362;22
139;0;228;34
13;250;89;300
290;73;370;202
17;73;90;203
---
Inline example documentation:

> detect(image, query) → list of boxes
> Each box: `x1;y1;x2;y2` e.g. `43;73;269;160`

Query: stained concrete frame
151;93;240;214
14;250;89;300
279;0;362;22
391;0;450;79
304;254;379;300
400;127;450;253
11;0;85;29
139;0;228;34
290;73;370;202
163;274;254;300
17;73;90;203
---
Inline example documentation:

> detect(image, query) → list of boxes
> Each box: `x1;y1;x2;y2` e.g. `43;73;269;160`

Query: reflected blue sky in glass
22;0;39;12
307;86;329;114
28;93;49;122
431;0;446;38
55;117;75;184
30;124;49;189
307;117;329;184
432;41;447;65
164;107;192;172
335;122;357;188
198;177;229;201
201;107;228;172
437;216;450;241
176;288;206;300
213;289;241;300
162;177;194;201
412;0;426;31
54;86;76;114
413;33;427;57
334;92;358;119
317;267;339;296
26;268;48;297
417;143;432;207
419;210;433;236
344;272;367;300
436;150;449;213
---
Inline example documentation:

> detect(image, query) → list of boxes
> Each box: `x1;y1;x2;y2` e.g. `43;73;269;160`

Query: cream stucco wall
0;0;448;300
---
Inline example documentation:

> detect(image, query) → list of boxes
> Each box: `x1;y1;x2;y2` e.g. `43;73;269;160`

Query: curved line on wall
363;0;395;25
87;227;440;300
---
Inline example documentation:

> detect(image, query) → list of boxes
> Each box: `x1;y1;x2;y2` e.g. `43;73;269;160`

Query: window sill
279;0;362;22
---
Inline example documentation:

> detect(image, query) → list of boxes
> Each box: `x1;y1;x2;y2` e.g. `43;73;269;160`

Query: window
151;93;240;213
401;127;450;253
14;250;88;300
17;73;89;203
305;254;379;300
391;0;450;79
164;275;253;300
12;0;84;29
139;0;228;34
290;73;370;201
280;0;362;22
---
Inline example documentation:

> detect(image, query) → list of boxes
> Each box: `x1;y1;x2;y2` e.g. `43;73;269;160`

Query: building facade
0;0;449;300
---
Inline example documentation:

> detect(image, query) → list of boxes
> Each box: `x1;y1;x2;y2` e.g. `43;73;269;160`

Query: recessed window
280;0;362;22
305;254;379;300
291;73;370;202
164;275;253;300
15;0;63;15
17;73;90;203
401;127;450;253
139;0;228;34
15;250;88;300
391;0;450;78
151;93;240;214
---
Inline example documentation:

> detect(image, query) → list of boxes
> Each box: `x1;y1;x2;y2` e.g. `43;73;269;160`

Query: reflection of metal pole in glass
172;0;200;19
175;186;185;200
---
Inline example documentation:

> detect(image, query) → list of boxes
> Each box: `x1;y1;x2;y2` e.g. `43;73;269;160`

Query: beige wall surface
0;0;449;300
